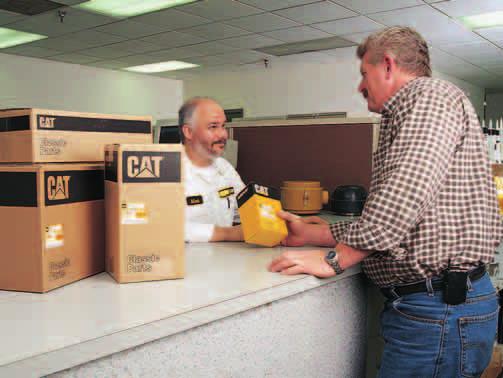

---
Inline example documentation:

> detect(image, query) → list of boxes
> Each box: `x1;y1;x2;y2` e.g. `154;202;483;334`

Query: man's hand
277;211;312;247
299;215;329;225
268;250;335;278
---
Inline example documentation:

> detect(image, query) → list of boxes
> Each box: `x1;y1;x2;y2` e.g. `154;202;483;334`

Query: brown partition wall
232;123;373;194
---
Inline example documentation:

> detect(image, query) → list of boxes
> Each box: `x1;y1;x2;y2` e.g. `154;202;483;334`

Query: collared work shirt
330;77;503;287
184;155;245;242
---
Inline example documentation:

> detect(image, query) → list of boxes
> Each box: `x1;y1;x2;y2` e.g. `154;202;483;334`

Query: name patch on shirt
218;187;235;198
187;195;203;206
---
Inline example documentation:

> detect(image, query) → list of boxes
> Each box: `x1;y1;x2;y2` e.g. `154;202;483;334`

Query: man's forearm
336;242;372;270
210;225;244;242
305;224;337;247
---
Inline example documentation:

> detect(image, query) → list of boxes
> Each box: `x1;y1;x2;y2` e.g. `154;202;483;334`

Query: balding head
178;97;221;143
178;97;228;163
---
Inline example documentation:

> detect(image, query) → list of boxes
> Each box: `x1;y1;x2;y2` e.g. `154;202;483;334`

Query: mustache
212;140;227;146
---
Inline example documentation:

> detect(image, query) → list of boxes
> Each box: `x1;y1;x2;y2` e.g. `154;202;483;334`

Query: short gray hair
357;26;432;77
178;96;215;143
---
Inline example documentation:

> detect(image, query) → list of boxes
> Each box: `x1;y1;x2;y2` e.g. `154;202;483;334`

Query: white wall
184;47;485;119
0;53;183;122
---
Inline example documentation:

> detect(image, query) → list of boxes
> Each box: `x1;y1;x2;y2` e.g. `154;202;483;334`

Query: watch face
327;250;336;259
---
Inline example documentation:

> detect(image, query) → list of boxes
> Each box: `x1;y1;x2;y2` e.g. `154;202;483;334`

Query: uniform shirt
184;155;245;242
330;77;503;287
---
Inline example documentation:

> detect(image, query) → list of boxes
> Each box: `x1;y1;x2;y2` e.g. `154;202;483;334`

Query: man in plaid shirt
269;26;502;377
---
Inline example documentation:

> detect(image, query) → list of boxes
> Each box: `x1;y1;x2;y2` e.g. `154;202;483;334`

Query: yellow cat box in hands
237;183;288;247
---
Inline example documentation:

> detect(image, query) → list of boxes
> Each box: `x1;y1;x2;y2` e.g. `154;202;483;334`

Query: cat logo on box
122;151;181;183
47;175;70;200
39;116;56;129
127;155;163;179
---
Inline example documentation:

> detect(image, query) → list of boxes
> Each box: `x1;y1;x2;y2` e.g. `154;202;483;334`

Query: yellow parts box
105;144;185;283
0;163;105;293
237;183;288;247
0;108;152;163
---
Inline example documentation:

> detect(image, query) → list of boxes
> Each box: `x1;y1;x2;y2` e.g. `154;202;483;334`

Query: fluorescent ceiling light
460;11;503;29
76;0;200;18
0;28;47;49
124;61;199;73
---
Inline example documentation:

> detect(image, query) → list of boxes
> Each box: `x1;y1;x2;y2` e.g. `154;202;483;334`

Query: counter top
0;241;361;377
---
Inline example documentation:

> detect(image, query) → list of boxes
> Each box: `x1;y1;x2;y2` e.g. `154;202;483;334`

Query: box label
44;169;104;206
48;257;70;281
0;115;30;132
0;172;37;207
127;254;160;273
37;115;151;134
105;150;118;182
122;151;181;183
121;203;148;224
39;137;67;156
45;224;64;249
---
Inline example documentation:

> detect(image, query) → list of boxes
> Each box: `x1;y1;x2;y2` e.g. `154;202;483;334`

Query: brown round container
280;181;329;214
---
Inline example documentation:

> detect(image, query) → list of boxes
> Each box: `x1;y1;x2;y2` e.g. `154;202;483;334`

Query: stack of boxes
0;108;167;292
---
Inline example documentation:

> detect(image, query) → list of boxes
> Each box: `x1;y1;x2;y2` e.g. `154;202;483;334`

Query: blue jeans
378;273;499;378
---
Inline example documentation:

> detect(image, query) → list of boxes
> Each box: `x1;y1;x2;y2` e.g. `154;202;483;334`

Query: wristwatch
325;250;345;274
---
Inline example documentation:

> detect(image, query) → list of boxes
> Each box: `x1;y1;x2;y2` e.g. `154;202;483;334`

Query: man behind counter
179;97;245;243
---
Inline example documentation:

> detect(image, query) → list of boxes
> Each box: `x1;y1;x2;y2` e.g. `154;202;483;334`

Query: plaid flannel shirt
330;77;503;287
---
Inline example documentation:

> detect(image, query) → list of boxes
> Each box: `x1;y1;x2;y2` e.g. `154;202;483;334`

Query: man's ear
383;54;395;79
182;124;193;142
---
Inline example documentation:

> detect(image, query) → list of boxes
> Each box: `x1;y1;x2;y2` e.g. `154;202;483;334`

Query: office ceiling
0;0;502;88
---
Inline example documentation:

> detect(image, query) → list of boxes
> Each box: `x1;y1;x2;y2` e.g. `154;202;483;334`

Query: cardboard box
0;163;105;293
237;183;288;247
105;144;185;283
0;108;152;163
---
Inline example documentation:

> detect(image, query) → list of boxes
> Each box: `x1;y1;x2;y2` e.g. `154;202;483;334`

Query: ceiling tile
369;5;482;45
94;20;171;39
147;45;205;60
7;7;115;37
47;53;100;64
140;31;206;49
477;26;503;43
274;1;357;24
179;0;263;21
263;26;332;42
0;9;26;25
102;40;161;54
148;41;239;60
333;0;423;14
131;8;211;29
87;60;130;70
214;50;271;64
185;55;230;66
77;46;131;60
112;55;165;67
237;0;321;11
439;41;503;66
225;12;300;33
339;30;374;43
65;29;126;45
431;0;503;18
0;45;63;58
181;23;251;40
55;0;88;4
26;35;108;52
429;46;466;70
220;34;282;48
312;16;384;35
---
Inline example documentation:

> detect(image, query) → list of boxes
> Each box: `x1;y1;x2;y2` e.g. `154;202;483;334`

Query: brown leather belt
380;265;486;299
